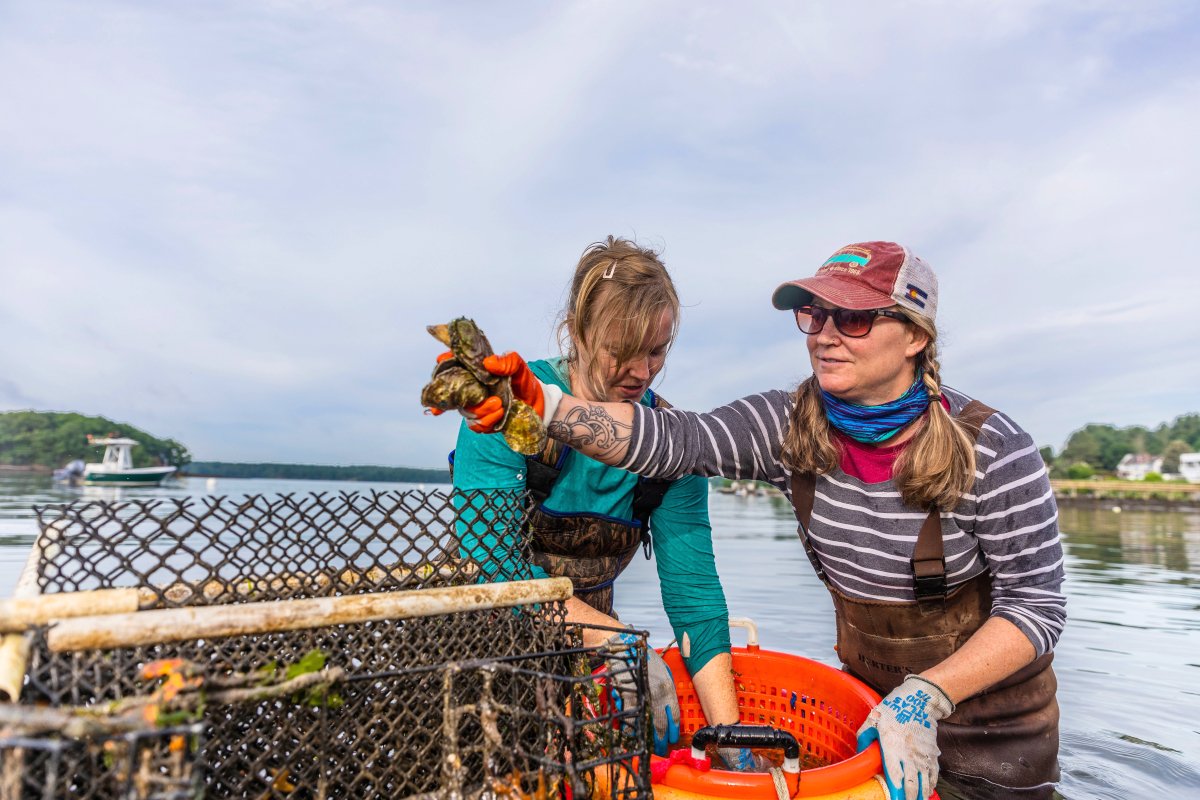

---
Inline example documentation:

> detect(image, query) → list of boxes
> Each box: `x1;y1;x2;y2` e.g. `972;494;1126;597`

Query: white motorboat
81;436;177;486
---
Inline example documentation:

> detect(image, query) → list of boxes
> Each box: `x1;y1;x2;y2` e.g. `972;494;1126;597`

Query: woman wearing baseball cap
439;241;1065;800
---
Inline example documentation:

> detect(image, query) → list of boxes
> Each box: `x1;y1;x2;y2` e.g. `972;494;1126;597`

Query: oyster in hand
421;317;547;456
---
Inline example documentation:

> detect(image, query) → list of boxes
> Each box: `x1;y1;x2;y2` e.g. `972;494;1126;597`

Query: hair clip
602;261;617;279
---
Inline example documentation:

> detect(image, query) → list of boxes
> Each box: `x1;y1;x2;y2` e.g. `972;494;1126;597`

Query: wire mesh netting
0;723;205;800
33;489;536;605
0;489;652;799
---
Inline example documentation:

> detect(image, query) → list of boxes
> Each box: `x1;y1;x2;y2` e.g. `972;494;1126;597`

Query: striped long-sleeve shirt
618;386;1066;656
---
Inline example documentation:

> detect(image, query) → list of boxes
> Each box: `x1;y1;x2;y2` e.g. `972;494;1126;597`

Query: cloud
1;0;1197;465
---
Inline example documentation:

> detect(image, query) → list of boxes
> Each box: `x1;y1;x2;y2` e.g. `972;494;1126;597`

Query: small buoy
1111;505;1121;513
206;478;218;493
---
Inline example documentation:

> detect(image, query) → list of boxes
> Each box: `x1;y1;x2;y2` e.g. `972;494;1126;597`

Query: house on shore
1115;453;1164;480
1180;453;1200;484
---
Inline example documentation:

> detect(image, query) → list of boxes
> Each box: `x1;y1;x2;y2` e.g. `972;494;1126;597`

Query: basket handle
690;724;801;774
728;617;759;649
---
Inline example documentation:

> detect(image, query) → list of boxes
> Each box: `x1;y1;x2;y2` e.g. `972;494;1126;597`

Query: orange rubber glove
463;396;506;433
428;350;559;434
461;352;546;433
482;353;545;418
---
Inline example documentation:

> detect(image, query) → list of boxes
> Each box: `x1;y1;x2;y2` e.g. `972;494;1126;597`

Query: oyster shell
422;317;547;456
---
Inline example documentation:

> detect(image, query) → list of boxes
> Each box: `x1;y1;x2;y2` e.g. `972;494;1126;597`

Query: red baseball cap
771;241;938;321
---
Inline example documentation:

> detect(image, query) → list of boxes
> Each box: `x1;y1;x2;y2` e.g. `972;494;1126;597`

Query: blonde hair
780;308;977;510
556;236;680;401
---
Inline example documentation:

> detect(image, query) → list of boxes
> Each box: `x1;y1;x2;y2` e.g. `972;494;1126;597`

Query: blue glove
604;630;680;756
856;675;954;800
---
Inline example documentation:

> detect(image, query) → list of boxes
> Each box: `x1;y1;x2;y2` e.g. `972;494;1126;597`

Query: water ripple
1058;729;1200;798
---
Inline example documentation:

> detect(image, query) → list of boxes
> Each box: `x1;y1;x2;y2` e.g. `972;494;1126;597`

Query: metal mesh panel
0;724;204;800
32;490;535;605
2;490;651;799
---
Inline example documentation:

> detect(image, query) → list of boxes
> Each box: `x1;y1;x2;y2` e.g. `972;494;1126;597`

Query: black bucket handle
690;724;802;774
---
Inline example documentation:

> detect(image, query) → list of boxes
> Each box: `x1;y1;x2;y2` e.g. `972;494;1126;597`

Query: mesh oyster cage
1;489;652;799
0;723;205;800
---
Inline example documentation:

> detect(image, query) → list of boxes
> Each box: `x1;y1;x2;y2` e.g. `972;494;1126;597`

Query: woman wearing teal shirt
451;237;745;763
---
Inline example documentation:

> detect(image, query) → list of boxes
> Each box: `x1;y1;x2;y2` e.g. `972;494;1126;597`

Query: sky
1;0;1198;469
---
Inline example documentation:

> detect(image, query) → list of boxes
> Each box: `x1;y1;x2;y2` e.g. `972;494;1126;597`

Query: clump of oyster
421;317;547;456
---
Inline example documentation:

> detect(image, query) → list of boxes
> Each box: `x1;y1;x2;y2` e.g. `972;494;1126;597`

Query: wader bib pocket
836;618;958;687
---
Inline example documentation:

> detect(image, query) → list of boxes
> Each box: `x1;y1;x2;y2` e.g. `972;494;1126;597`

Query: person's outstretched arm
547;395;638;465
464;352;793;487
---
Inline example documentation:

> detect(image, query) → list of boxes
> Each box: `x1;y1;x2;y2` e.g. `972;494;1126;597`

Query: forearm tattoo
547;403;632;459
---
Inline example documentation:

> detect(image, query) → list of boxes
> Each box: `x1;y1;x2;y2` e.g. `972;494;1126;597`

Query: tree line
1041;413;1200;479
0;411;190;468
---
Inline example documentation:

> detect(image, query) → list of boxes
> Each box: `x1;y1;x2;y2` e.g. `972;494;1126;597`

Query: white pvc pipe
728;616;759;647
47;577;573;653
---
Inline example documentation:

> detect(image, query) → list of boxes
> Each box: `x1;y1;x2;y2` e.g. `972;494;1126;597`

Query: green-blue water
2;474;1197;798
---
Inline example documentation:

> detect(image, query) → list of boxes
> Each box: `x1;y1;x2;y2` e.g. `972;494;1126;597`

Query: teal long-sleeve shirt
451;357;731;675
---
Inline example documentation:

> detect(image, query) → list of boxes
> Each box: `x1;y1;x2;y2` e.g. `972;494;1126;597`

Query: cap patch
904;283;928;308
820;246;872;274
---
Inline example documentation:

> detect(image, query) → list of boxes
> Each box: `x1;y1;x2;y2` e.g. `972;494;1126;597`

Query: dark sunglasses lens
795;307;826;334
835;309;874;337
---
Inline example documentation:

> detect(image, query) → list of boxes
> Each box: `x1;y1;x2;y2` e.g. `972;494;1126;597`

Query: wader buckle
911;556;948;607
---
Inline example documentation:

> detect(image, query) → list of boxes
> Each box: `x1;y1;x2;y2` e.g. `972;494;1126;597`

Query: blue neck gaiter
821;374;930;444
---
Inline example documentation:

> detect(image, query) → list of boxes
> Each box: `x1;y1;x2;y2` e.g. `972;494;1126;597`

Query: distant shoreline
1054;495;1200;512
1050;479;1200;511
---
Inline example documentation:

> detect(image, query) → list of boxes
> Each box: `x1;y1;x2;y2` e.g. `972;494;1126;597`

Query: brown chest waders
789;400;1059;789
524;396;673;616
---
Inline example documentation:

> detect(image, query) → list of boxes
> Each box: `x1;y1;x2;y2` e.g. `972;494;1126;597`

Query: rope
768;766;789;800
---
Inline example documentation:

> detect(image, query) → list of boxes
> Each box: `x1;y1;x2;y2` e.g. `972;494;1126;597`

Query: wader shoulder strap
525;437;567;507
788;471;828;584
630;477;673;559
911;509;948;608
448;438;564;503
955;399;997;441
912;398;997;608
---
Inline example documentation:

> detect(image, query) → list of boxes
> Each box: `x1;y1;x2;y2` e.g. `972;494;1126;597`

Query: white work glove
603;629;680;756
856;674;954;800
716;738;772;772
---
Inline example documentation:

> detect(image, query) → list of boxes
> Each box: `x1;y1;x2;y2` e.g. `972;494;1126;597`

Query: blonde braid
920;343;943;402
892;319;978;510
780;376;840;476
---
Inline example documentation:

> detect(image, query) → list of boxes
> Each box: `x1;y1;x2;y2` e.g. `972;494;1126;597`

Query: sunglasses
794;305;909;338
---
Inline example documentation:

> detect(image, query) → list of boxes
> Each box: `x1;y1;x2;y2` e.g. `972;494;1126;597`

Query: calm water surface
2;475;1198;799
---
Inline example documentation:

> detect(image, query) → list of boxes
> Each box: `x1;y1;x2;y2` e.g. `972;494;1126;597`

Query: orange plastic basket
654;642;885;799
